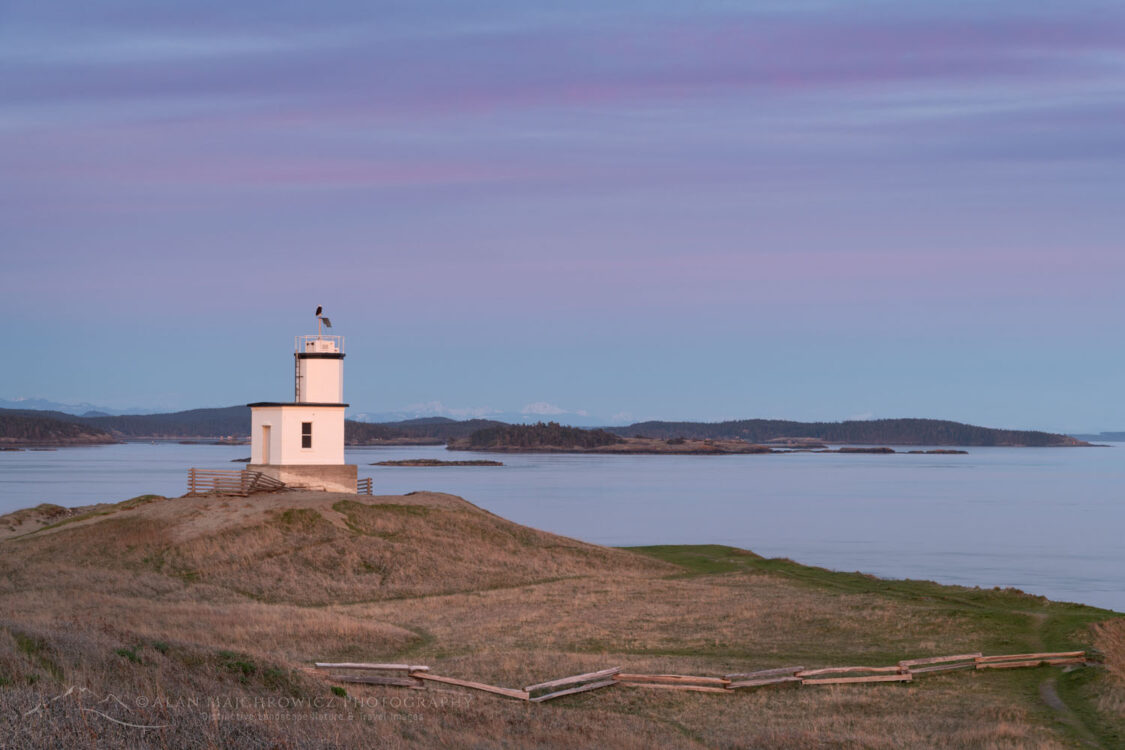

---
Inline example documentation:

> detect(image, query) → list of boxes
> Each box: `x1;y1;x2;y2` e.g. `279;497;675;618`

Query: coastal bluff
0;490;1120;747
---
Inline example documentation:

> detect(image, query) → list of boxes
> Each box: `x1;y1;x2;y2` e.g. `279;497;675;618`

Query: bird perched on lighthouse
315;305;331;330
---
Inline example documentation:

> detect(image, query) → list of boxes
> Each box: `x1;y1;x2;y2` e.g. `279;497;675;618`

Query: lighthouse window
301;422;312;448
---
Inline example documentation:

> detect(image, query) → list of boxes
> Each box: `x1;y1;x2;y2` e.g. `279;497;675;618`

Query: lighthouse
247;310;357;492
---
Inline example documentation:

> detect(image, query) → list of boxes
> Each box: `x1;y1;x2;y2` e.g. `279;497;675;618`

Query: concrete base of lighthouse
249;463;357;493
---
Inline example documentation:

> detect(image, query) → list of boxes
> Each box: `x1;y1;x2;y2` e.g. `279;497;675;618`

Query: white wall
251;406;281;464
251;405;346;465
297;357;344;403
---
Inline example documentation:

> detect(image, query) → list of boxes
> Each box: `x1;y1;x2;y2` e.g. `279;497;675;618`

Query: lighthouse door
262;425;271;464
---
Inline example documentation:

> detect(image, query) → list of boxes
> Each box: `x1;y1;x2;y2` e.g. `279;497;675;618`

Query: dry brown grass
2;589;421;662
1092;619;1125;722
0;489;1118;748
1095;618;1125;684
341;573;980;678
0;491;668;607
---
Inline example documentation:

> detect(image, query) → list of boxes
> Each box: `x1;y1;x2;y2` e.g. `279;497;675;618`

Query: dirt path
1027;612;1104;749
1039;676;1103;749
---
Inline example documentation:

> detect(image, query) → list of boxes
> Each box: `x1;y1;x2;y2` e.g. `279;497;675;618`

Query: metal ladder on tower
294;353;302;401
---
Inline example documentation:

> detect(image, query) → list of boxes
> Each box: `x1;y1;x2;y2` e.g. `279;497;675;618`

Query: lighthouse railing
295;334;344;353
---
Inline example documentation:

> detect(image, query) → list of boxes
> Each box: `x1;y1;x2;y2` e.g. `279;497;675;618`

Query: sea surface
2;442;1122;611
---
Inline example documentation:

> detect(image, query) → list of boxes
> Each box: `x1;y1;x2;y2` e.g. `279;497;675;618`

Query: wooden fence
186;468;285;496
312;650;1091;704
357;477;373;495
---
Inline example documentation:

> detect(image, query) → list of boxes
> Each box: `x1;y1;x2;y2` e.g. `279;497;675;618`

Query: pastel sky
2;1;1123;431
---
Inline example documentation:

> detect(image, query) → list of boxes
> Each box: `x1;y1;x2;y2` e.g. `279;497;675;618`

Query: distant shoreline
0;438;117;449
446;436;971;455
3;407;1092;448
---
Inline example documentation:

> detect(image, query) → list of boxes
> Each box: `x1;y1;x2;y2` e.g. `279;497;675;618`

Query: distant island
0;413;116;447
606;418;1088;447
446;423;979;455
0;406;249;442
1068;431;1125;442
448;423;773;454
347;417;503;445
0;407;1088;448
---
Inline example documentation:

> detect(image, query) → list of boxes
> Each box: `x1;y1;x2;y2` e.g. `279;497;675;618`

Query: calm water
2;442;1122;611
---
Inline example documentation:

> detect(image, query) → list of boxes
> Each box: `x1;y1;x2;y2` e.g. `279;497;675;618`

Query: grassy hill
0;491;1121;748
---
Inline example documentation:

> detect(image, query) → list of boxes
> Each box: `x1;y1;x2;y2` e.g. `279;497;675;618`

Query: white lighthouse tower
248;309;357;492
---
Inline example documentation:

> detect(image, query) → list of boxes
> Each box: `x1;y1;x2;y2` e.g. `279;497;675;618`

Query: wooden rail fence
357;477;373;495
187;468;285;496
312;650;1092;704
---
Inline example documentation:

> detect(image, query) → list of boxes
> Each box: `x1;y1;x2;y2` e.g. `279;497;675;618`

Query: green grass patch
14;632;45;657
218;649;257;681
332;500;432;538
274;508;329;531
628;545;1117;632
1056;667;1125;749
331;685;347;697
628;544;1124;747
115;647;141;664
334;501;431;520
13;632;64;682
263;666;304;696
628;545;1117;652
214;650;303;695
140;549;167;572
